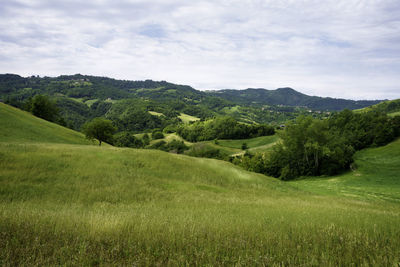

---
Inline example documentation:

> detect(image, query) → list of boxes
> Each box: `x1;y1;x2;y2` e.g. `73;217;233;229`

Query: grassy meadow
0;103;93;145
1;103;400;265
178;113;200;123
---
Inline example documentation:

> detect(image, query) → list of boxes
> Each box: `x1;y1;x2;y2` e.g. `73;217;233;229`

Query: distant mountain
207;87;382;111
0;74;384;130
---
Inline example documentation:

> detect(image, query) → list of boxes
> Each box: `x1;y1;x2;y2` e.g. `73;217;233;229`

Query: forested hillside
208;88;382;110
0;74;380;131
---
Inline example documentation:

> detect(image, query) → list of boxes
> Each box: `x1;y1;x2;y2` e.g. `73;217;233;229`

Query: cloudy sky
1;0;399;99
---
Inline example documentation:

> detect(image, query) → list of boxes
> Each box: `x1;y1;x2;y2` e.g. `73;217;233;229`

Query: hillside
208;87;382;110
0;74;383;131
292;137;400;202
355;98;400;116
1;102;400;265
0;102;91;145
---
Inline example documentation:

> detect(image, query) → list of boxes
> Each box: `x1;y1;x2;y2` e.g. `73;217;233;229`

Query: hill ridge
1;73;382;111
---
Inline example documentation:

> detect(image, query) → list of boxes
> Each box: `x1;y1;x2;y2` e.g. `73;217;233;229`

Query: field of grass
218;135;279;150
389;110;400;117
148;111;164;117
149;133;192;146
291;138;400;202
0;103;92;145
178;113;200;123
1;103;400;265
84;98;99;107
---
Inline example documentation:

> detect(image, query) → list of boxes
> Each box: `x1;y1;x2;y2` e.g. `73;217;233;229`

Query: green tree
241;142;248;150
142;133;150;145
82;118;116;146
152;131;164;140
30;95;59;122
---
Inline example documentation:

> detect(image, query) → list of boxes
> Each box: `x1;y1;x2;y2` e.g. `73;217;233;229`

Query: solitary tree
82;118;116;146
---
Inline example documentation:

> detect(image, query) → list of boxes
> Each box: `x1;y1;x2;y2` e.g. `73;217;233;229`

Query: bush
29;95;59;122
241;143;248;150
152;131;164;140
114;132;144;148
147;139;188;154
185;143;225;159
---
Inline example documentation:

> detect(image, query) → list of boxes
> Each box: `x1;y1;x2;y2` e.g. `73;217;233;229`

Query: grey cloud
0;0;399;99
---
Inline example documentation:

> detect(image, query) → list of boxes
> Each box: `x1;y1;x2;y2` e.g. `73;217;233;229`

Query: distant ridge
208;87;382;111
0;73;382;111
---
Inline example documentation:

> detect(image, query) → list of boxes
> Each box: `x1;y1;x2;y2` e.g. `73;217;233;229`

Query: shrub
152;131;164;140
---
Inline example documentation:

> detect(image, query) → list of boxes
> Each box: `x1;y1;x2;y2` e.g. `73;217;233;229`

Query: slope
0;102;91;144
0;104;400;265
354;98;400;116
291;138;400;202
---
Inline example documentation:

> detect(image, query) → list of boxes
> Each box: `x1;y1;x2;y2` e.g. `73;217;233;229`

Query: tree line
177;116;275;142
233;110;400;180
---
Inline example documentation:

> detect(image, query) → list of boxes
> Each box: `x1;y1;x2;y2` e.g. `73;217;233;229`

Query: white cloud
0;0;399;99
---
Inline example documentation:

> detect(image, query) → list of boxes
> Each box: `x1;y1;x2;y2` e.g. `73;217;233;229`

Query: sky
1;0;399;100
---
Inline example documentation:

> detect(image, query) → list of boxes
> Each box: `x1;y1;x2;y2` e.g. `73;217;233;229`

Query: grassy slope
354;98;400;114
178;113;200;123
291;138;400;202
0;103;92;145
389;110;400;117
217;135;278;150
1;103;400;265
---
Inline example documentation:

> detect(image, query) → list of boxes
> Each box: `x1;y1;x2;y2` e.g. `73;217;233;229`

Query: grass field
218;135;280;155
389;110;400;117
178;113;200;123
1;103;400;265
84;98;99;107
148;111;164;117
291;138;400;202
0;103;93;145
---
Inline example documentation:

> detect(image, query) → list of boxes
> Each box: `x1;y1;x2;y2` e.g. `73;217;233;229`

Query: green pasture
178;113;200;123
1;103;400;265
0;103;92;145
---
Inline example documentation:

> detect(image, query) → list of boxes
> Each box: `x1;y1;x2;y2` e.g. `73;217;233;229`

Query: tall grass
0;103;92;145
1;142;400;265
1;103;400;265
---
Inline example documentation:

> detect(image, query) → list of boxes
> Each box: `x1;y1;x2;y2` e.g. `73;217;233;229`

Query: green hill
0;103;400;265
355;98;400;117
0;74;384;131
0;103;91;144
208;87;382;110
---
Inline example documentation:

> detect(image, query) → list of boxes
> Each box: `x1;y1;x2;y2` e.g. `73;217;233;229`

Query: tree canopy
29;95;59;122
233;110;400;180
82;118;116;146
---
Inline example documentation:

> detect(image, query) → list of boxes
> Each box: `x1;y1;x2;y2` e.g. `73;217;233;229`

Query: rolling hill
1;102;400;265
0;74;384;131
